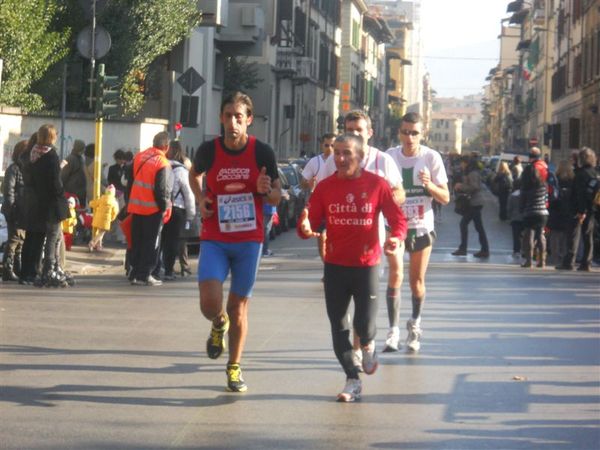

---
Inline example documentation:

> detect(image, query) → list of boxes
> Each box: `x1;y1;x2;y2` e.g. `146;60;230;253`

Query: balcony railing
275;47;302;76
295;57;316;80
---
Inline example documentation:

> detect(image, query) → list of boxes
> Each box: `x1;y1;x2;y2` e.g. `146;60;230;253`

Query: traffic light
95;63;119;118
336;114;345;132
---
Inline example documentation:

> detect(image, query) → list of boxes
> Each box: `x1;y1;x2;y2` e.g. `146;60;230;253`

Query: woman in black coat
20;124;72;286
547;160;574;265
1;141;28;281
18;133;46;284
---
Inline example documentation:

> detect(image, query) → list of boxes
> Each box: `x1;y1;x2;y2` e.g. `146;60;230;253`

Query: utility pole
89;0;97;110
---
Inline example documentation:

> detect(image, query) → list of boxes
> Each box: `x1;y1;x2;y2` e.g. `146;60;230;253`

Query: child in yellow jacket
61;197;78;251
88;184;119;251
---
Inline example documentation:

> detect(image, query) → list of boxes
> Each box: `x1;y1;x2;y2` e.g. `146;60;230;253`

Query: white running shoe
337;378;362;402
145;275;163;286
361;341;379;375
406;319;422;352
382;327;400;352
352;349;364;372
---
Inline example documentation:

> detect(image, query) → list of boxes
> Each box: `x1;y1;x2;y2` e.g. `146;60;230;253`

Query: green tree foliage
100;0;200;115
0;0;71;110
223;57;262;97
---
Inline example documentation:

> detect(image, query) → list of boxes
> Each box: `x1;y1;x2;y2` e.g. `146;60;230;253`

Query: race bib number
217;193;256;233
402;197;425;221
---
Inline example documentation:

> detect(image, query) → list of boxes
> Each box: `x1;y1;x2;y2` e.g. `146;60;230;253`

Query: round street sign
76;25;112;60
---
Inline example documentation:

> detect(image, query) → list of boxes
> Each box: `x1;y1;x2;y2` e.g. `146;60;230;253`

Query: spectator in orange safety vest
127;131;173;286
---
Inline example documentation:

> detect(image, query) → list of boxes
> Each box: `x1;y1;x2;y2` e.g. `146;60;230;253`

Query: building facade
483;0;599;162
429;115;463;154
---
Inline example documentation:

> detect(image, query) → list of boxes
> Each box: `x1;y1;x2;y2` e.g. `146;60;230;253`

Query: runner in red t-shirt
298;134;407;402
189;92;281;393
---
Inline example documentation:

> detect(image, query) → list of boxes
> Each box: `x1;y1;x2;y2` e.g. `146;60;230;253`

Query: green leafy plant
100;0;201;115
223;56;262;97
0;0;71;111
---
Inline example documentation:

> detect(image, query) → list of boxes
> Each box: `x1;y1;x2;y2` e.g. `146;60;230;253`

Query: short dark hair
221;91;253;117
344;110;372;130
321;132;336;141
113;149;126;161
84;143;95;158
401;112;422;124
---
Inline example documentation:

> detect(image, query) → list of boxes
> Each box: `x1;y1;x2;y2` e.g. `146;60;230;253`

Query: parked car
285;158;309;170
278;162;307;228
270;164;301;235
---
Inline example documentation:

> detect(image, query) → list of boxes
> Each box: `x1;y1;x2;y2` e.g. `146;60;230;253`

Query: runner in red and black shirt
189;92;280;393
298;134;407;402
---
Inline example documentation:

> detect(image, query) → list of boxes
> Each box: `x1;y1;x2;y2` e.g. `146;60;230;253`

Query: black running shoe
226;363;248;392
206;315;229;359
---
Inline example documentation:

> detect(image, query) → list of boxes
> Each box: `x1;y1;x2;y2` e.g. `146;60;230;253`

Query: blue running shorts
197;241;263;298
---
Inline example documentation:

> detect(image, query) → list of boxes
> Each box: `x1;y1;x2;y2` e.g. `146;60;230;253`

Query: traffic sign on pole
177;67;205;95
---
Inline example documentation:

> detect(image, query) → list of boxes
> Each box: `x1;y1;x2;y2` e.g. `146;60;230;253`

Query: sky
420;0;513;98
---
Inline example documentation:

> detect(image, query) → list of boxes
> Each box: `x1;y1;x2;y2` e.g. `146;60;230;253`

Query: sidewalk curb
66;245;126;276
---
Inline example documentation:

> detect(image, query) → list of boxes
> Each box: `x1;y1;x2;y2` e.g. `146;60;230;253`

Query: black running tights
323;263;379;379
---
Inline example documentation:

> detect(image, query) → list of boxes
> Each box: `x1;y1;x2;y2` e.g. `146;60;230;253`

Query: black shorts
405;231;436;253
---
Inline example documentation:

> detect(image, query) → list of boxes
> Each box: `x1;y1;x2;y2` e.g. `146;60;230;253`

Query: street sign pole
89;0;96;110
60;62;67;159
94;117;103;201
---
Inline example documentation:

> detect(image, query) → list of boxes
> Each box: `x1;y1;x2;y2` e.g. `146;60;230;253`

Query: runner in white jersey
318;110;405;367
301;133;336;261
385;112;449;352
301;133;336;192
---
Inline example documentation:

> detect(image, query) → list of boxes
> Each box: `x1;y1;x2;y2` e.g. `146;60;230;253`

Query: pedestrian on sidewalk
557;147;598;271
1;140;28;282
298;133;407;402
60;139;87;207
451;155;490;258
189;92;281;393
491;161;513;221
61;197;78;251
520;147;549;268
88;184;120;252
160;140;195;280
29;124;73;287
386;112;450;353
507;180;524;259
547;160;574;265
127;132;173;286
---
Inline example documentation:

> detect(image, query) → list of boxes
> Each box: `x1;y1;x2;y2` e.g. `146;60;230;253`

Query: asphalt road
1;191;599;450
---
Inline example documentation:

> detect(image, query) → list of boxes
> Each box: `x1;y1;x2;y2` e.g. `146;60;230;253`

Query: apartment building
432;95;483;145
484;0;599;162
429;115;463;154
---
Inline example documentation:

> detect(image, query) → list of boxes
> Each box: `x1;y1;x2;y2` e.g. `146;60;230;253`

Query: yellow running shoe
226;363;248;392
206;315;229;359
